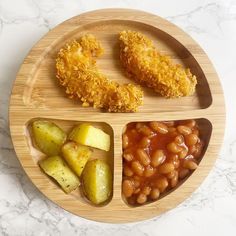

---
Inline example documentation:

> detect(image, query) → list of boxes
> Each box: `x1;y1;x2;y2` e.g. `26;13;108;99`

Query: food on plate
32;120;113;201
82;159;112;204
56;34;143;112
122;119;204;205
62;141;92;177
39;155;80;193
69;124;110;151
119;30;197;98
32;120;66;156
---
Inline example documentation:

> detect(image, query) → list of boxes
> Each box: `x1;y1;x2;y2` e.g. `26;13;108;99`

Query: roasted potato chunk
69;124;110;151
62;141;92;177
82;159;112;204
39;155;80;193
32;120;66;156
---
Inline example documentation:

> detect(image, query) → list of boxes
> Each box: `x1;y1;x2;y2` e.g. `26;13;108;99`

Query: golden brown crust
56;34;143;112
119;31;197;98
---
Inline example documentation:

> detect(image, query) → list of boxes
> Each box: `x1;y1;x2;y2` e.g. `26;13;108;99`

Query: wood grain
9;9;225;223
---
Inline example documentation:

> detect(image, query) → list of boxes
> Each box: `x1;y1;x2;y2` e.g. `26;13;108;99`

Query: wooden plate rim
9;8;225;223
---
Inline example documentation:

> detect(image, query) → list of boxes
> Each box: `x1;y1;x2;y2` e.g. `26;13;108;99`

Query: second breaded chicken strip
119;31;197;98
56;34;143;112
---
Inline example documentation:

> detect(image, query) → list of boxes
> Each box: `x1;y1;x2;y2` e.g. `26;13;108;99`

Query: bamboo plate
9;9;225;223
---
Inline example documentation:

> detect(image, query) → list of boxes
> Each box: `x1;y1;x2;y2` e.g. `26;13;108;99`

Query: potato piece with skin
82;159;112;204
69;124;110;151
32;120;66;156
62;141;92;177
39;156;80;193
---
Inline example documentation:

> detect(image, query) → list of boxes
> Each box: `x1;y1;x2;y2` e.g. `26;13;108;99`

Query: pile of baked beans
122;120;204;205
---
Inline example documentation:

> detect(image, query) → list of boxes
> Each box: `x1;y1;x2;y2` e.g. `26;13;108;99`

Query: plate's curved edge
8;8;225;223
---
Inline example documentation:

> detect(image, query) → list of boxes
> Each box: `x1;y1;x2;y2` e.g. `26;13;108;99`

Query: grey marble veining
0;0;236;235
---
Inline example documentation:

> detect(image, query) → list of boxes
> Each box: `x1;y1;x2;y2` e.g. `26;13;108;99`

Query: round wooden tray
9;9;225;223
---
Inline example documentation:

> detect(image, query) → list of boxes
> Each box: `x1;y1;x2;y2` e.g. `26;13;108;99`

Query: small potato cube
82;159;112;204
69;124;110;151
32;120;66;156
39;156;80;193
62;141;92;177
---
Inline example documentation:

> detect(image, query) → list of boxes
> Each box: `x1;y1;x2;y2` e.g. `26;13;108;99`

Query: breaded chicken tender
119;31;197;98
56;34;143;112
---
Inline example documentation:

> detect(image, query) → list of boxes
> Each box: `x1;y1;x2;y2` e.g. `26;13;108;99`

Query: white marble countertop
0;0;236;235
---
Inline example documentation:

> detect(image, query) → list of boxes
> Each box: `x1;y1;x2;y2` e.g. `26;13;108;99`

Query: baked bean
179;168;190;179
149;121;168;134
175;135;184;144
122;180;134;198
158;163;175;174
185;120;196;128
183;160;198;170
151;150;166;167
122;134;129;149
163;121;175;127
166;170;177;179
134;188;141;194
170;172;179;188
154;176;168;193
173;159;180;169
133;180;140;188
177;125;192;135
142;186;151;195
194;142;203;158
185;154;194;160
137;149;150;166
192;129;199;136
131;161;144;176
133;177;140;188
123;153;133;162
137;193;147;204
139;137;151;148
136;122;144;129
123;165;134;177
185;133;199;146
179;148;188;159
150;188;160;200
138;125;153;136
167;142;182;153
168;154;180;169
188;145;196;155
144;165;155;177
169;153;178;161
131;129;138;135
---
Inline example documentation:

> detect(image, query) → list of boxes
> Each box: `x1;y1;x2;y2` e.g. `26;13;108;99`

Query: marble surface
0;0;236;235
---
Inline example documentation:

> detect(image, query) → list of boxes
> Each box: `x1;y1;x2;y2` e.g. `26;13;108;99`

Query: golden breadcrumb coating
119;31;197;98
56;34;143;112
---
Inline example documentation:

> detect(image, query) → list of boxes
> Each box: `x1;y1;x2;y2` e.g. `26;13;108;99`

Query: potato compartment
25;118;114;206
121;118;212;207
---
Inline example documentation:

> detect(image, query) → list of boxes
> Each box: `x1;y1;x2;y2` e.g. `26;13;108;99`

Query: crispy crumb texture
119;30;197;98
56;34;143;112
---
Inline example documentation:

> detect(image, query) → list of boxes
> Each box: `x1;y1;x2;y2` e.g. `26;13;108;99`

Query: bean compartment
122;120;204;206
